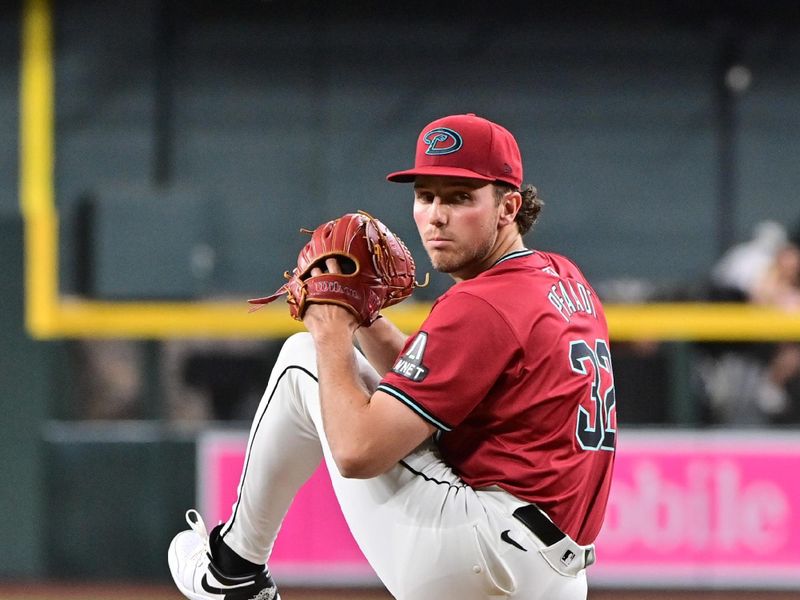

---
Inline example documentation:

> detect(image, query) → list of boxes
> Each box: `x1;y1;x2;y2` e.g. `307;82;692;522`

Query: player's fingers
310;257;341;276
325;257;342;274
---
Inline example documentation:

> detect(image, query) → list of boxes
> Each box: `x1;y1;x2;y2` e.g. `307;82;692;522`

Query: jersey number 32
570;339;616;452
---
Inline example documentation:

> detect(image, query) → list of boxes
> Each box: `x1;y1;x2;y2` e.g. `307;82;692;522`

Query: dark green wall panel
0;216;50;577
43;428;196;580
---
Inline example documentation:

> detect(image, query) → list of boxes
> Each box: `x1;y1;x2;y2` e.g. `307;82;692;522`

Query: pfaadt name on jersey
547;279;597;323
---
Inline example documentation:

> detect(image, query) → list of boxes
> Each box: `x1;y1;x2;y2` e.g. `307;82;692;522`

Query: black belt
512;504;567;546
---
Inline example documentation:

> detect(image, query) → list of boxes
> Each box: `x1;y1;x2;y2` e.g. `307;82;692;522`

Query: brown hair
494;183;543;236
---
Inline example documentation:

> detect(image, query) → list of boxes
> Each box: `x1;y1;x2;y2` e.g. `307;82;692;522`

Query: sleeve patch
391;331;429;382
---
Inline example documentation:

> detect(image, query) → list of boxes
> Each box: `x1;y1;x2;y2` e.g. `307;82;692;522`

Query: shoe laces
185;509;212;561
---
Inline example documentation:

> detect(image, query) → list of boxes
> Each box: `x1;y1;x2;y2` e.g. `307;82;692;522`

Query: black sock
209;524;264;577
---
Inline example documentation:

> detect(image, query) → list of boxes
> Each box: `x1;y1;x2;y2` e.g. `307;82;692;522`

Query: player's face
412;176;502;280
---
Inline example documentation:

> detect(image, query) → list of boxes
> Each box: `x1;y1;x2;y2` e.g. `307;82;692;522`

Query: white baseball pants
218;333;590;600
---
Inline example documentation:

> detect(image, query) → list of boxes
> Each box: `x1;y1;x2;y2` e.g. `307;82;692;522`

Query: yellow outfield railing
20;0;58;337
19;0;800;341
20;298;800;341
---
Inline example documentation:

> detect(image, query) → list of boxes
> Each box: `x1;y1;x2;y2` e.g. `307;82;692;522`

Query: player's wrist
304;306;357;340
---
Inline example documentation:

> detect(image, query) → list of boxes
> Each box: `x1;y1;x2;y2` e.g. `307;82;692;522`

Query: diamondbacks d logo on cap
423;127;462;155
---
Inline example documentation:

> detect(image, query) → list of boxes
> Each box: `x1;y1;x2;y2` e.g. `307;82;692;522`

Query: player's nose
427;197;448;226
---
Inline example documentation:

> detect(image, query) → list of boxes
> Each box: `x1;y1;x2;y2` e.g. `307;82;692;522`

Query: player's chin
426;251;462;274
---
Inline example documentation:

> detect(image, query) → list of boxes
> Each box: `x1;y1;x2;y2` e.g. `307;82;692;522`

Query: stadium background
2;0;800;598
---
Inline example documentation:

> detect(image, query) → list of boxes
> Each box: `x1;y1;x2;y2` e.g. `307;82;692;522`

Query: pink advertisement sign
592;431;800;588
199;430;800;588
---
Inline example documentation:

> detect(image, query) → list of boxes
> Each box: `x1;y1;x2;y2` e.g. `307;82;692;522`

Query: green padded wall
0;215;49;576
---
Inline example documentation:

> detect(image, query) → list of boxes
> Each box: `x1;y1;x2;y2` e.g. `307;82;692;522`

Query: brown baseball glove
249;211;423;325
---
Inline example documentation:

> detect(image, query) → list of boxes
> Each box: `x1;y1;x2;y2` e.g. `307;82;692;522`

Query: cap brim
386;166;496;183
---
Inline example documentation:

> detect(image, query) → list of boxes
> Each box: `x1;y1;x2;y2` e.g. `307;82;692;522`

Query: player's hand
303;258;360;335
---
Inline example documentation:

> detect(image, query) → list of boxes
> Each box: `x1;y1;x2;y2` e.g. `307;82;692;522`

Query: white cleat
168;510;280;600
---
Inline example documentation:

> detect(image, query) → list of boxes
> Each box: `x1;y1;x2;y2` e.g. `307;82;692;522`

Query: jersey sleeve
377;291;520;431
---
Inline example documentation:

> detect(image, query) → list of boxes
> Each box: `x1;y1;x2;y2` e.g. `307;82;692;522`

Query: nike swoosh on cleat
201;573;254;595
500;529;527;552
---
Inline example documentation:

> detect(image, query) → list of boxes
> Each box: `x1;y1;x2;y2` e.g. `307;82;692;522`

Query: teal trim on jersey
377;383;453;432
492;249;534;267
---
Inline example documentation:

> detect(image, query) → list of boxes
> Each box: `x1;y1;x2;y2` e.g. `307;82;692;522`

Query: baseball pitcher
168;113;617;599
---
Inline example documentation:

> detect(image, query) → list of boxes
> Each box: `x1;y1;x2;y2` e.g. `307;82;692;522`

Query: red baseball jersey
378;250;616;545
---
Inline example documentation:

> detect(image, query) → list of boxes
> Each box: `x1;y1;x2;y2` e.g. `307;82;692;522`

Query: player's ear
497;189;522;228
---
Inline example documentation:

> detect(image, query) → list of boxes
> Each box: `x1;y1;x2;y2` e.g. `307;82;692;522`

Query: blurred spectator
162;338;283;422
72;339;144;419
711;220;788;301
71;338;280;422
700;221;800;425
750;242;800;309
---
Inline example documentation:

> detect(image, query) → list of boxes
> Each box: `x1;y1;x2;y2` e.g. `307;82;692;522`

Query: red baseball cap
386;113;523;188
